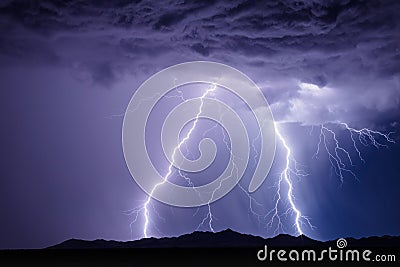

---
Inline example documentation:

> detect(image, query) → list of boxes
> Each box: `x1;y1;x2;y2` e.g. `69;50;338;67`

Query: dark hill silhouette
48;228;400;249
1;229;399;266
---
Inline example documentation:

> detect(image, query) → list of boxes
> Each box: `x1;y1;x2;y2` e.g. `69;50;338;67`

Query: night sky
0;0;399;249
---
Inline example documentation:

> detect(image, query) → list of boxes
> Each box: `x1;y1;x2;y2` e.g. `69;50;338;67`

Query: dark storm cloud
0;0;399;125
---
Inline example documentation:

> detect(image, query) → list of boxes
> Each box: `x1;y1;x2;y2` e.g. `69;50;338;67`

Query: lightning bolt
267;123;313;236
142;84;217;238
314;124;358;184
340;122;395;148
313;122;395;184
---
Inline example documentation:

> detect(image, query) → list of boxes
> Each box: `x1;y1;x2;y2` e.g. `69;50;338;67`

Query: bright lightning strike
142;83;217;238
265;121;395;237
267;123;313;236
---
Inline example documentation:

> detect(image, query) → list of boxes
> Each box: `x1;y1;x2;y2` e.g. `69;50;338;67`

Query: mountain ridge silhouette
48;228;400;249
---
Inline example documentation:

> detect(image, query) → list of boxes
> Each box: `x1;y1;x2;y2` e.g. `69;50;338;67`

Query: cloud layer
1;0;399;126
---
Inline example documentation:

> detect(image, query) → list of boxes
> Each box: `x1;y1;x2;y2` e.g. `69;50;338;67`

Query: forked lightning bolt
314;125;358;184
340;122;395;148
267;123;313;236
267;121;395;235
313;122;395;184
142;84;217;237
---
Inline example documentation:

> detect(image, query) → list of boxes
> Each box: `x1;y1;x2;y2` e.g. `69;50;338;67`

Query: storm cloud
0;0;399;127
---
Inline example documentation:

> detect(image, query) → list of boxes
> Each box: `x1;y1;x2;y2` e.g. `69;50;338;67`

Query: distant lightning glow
143;84;217;238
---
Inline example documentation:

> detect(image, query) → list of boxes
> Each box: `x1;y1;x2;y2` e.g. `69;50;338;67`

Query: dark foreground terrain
1;229;399;266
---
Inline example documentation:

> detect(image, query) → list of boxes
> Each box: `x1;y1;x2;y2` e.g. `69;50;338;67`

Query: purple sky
0;0;399;249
